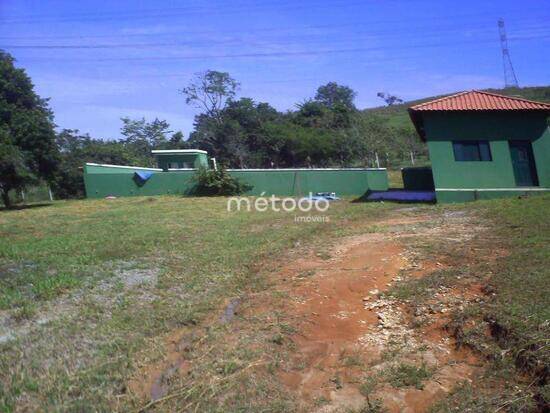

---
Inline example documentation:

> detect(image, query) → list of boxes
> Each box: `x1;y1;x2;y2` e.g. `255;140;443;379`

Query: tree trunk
1;189;11;209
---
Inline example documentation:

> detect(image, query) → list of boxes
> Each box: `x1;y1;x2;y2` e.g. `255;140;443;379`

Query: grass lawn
1;193;548;412
388;194;550;412
0;195;396;412
387;170;404;188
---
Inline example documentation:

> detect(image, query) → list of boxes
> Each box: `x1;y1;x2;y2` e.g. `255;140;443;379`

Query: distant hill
364;86;550;129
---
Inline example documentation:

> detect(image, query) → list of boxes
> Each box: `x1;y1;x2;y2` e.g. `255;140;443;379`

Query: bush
192;167;252;196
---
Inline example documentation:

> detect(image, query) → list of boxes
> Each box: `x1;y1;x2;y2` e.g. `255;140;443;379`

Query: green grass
400;194;550;411
0;195;397;412
466;195;550;376
1;193;548;412
387;170;403;188
385;363;433;390
473;195;550;391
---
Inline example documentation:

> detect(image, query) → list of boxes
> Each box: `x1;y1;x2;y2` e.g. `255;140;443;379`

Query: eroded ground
130;209;496;412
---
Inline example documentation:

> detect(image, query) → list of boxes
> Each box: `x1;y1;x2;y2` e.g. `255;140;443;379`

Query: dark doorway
509;141;539;187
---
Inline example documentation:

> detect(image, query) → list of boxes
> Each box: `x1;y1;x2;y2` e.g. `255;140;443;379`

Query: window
452;141;492;161
168;162;180;169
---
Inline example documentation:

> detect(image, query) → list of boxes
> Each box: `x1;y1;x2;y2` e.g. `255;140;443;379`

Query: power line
4;21;549;49
1;9;546;39
11;33;549;63
2;20;548;51
1;27;530;49
0;0;370;25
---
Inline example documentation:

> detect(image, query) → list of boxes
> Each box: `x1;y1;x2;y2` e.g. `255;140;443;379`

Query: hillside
365;86;550;129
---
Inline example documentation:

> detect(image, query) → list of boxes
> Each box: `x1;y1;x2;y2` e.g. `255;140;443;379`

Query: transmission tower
498;18;519;88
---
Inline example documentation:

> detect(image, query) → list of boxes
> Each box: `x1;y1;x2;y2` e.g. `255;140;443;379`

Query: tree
315;82;357;110
377;92;403;106
121;117;171;149
188;97;281;168
119;117;183;166
0;50;58;207
181;70;239;124
168;131;187;149
294;100;329;128
53;129;136;198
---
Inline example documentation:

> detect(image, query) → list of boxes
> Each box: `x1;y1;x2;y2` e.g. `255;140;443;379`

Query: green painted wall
230;169;388;196
421;111;550;202
84;164;160;174
83;165;388;199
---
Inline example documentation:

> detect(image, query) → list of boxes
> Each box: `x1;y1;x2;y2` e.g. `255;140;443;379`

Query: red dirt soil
129;213;485;412
270;230;481;412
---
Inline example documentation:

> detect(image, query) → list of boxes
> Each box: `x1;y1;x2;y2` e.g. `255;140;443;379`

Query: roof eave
407;108;427;142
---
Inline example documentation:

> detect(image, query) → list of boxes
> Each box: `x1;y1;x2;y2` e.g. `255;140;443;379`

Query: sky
1;0;549;140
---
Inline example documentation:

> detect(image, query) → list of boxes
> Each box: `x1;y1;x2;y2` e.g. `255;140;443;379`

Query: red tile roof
409;90;550;111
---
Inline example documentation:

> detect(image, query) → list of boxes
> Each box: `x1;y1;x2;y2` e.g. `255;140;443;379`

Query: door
509;141;539;187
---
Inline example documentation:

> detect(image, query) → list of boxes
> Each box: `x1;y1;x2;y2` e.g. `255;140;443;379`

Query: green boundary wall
83;163;388;199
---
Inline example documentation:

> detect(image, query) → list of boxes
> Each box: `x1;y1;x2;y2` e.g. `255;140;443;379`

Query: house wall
83;165;388;199
422;111;550;202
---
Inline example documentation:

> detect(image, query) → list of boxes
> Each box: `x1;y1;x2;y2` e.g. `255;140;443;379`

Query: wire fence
0;185;53;207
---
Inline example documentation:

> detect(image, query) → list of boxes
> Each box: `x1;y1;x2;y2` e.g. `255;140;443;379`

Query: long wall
83;163;388;199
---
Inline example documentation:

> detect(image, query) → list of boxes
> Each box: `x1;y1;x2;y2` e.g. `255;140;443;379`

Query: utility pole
498;18;519;88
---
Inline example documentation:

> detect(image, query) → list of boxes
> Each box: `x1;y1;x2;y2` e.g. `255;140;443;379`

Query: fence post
375;152;380;168
48;187;54;201
410;151;415;165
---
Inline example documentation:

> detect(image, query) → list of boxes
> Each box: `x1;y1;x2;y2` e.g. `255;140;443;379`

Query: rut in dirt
272;213;484;413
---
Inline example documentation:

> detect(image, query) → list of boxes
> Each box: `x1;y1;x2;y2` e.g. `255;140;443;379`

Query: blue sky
1;0;549;140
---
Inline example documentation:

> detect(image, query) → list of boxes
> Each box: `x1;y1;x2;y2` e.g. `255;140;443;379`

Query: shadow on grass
0;202;53;212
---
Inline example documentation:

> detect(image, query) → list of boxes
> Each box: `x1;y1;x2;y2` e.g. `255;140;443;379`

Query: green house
152;149;209;170
408;90;550;203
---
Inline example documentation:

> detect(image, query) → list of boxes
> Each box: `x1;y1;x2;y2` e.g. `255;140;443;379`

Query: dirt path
255;213;485;412
130;211;489;412
276;235;406;406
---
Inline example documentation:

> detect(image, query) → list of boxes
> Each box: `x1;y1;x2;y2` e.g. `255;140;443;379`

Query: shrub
192;167;252;196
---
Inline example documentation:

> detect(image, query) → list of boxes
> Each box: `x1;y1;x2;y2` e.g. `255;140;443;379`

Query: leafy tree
188;97;281;168
121;117;169;156
119;117;185;166
294;100;329;128
53;129;136;198
315;82;357;110
181;70;239;124
192;166;252;196
377;92;403;106
168;131;187;149
294;98;353;130
0;50;58;207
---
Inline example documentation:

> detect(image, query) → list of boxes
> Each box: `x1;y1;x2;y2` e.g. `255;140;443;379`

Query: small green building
152;149;209;170
408;90;550;203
